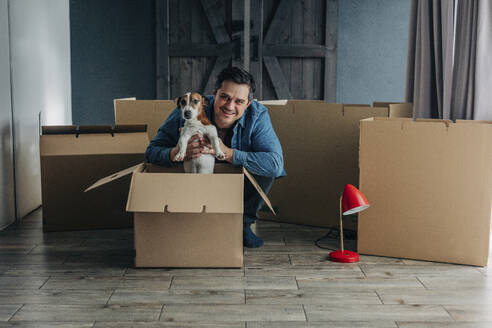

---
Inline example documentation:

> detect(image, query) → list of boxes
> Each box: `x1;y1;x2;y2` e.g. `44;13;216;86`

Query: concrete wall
70;0;156;125
336;0;410;104
0;0;16;229
9;0;72;218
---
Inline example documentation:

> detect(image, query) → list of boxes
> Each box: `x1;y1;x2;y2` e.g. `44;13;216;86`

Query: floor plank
10;304;162;322
171;276;298;290
246;290;381;305
41;276;172;291
378;289;492;305
109;289;245;305
304;304;452;321
0;290;111;305
94;322;245;327
160;305;305;322
246;322;397;328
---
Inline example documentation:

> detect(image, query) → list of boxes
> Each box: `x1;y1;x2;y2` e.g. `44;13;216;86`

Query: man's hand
200;137;234;163
170;134;208;162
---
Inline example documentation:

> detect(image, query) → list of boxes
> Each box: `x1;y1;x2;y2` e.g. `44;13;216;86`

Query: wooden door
156;0;337;101
157;0;235;99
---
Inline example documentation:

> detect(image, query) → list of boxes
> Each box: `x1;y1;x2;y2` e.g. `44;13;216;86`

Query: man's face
213;80;252;129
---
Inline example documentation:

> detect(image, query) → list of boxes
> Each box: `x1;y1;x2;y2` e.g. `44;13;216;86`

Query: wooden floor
0;208;490;327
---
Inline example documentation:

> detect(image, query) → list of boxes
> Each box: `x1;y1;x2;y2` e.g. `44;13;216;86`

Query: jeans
243;174;275;226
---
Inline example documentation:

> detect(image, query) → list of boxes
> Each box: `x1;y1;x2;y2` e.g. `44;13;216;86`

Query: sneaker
243;224;264;248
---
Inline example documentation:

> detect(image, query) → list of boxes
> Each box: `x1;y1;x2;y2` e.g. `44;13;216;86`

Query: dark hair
214;66;256;101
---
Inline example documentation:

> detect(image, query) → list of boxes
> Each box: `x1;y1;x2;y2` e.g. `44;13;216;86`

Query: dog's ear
175;96;181;106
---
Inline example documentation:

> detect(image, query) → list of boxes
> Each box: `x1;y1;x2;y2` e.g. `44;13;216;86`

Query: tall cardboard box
258;100;412;228
40;125;148;232
358;118;492;266
86;163;274;268
114;99;176;140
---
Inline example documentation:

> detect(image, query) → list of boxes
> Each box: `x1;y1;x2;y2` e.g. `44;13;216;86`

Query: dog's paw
174;152;185;161
216;151;226;160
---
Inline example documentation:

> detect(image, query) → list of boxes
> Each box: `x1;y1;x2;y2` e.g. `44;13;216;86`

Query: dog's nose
184;110;191;119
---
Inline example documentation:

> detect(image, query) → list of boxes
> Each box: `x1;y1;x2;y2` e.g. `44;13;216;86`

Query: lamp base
329;250;359;263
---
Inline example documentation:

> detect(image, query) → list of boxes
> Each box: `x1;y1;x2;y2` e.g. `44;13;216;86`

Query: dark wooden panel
169;43;234;57
250;0;264;99
263;44;329;58
264;56;292;99
156;0;170;99
263;0;295;44
200;0;231;44
204;55;232;94
290;0;303;99
324;0;338;102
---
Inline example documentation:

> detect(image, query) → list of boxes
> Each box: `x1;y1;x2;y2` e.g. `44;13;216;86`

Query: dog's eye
180;99;186;106
191;99;199;105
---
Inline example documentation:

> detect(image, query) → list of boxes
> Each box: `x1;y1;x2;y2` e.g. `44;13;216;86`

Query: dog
174;92;225;173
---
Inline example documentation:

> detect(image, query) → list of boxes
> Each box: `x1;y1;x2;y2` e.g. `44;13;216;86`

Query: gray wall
9;0;72;218
336;0;410;104
70;0;156;125
0;0;16;229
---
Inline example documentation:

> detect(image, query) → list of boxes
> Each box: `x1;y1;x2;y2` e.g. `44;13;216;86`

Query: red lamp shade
342;184;370;215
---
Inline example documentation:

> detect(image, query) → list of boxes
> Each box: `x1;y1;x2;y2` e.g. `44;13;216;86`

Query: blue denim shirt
145;95;286;178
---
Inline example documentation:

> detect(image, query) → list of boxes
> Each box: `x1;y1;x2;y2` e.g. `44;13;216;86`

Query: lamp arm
339;196;344;252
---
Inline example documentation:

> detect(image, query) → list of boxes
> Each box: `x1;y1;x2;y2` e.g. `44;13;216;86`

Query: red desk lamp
329;184;370;263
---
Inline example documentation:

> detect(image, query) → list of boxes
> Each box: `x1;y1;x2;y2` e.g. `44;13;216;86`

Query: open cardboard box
40;124;148;232
85;163;274;268
358;117;492;266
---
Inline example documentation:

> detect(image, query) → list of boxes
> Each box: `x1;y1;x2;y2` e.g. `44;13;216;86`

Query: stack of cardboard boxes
40;99;492;267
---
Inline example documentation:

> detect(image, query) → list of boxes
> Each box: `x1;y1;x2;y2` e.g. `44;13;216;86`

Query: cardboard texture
358;117;492;266
258;100;412;228
114;99;176;140
113;98;412;228
373;102;414;118
87;163;273;267
40;125;148;232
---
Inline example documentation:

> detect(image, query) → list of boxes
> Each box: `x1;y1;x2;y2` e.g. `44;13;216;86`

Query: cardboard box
373;101;413;118
86;163;274;268
113;99;412;228
358;117;492;266
114;99;176;140
40;125;148;232
258;100;412;228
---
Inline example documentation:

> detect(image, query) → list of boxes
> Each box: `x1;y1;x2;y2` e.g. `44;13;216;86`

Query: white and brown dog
174;92;225;173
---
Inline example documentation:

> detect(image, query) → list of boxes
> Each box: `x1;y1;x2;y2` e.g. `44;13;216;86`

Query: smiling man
146;66;286;248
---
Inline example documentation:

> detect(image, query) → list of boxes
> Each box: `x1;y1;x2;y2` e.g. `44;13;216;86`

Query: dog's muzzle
184;110;192;119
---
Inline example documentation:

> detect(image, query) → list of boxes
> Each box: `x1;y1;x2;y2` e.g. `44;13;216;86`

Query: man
146;66;285;248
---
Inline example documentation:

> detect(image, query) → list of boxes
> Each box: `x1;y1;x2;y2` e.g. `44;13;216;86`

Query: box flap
84;163;145;192
259;99;289;105
243;168;276;215
126;171;244;214
78;125;113;134
113;124;147;133
40;126;149;157
42;125;78;135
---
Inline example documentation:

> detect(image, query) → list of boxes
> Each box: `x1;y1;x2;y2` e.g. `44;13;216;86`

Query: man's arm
145;108;182;166
233;110;285;178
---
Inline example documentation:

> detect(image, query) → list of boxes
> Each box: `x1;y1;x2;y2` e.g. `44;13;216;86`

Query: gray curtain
406;0;480;120
474;0;492;120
